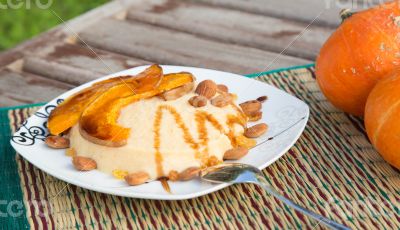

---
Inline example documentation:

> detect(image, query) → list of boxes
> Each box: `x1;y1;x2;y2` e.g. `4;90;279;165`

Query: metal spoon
201;163;350;230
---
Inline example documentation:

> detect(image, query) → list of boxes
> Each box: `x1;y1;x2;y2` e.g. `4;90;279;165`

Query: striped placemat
1;64;399;229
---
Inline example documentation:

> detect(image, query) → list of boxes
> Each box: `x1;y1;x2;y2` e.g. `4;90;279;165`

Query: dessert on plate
45;65;268;186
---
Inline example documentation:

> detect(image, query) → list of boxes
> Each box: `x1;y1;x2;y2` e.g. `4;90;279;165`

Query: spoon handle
255;175;350;230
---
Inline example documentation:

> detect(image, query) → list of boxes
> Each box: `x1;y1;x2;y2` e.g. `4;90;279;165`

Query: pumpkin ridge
372;97;400;145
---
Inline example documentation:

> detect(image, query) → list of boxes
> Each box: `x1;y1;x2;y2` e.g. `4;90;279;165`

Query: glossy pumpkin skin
316;1;400;116
365;71;400;169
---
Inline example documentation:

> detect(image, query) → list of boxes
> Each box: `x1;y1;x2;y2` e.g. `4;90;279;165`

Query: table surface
1;1;398;229
0;0;382;107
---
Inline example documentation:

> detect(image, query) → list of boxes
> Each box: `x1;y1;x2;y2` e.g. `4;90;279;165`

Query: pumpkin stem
340;9;353;22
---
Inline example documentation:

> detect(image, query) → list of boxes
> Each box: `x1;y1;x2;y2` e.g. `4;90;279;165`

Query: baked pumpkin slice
47;65;163;136
79;72;195;147
93;64;163;87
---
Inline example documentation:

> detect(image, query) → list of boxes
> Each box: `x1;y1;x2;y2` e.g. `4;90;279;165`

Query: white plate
10;65;309;200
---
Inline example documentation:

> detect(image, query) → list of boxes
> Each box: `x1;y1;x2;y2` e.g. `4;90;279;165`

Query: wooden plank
0;30;64;68
194;0;377;27
23;43;149;85
54;0;145;35
0;0;145;68
0;69;72;106
127;0;332;59
79;19;309;74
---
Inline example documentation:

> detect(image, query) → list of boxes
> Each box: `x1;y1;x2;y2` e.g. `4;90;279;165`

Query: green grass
0;0;109;51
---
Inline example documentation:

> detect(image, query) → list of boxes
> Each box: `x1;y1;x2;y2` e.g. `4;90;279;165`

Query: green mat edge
0;110;30;229
245;63;314;78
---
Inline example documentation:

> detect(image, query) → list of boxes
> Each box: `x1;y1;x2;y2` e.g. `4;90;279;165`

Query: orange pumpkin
365;71;400;169
316;2;400;116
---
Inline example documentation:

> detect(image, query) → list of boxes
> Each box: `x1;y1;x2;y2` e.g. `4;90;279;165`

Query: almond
195;80;217;99
168;170;179;181
189;95;207;107
211;94;231;107
179;167;200;181
45;135;70;149
72;156;97;171
248;111;263;121
160;82;194;101
257;96;268;103
239;100;262;115
217;84;228;93
244;123;268;138
125;171;150;186
223;147;249;160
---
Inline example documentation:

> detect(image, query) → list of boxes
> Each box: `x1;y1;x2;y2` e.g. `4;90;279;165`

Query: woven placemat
1;64;399;229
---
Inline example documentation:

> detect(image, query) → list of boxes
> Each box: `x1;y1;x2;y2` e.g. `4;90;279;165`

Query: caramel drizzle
153;105;244;177
195;111;227;164
159;178;171;194
229;101;247;125
226;115;242;147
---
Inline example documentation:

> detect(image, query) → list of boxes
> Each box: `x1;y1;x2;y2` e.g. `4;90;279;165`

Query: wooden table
0;0;380;107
